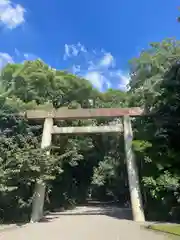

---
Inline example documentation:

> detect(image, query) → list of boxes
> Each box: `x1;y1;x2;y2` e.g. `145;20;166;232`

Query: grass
148;224;180;236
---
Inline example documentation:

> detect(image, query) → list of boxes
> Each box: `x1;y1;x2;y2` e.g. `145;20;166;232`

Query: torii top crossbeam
26;107;143;120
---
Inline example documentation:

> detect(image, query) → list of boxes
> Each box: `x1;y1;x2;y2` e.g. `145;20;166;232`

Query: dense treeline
0;38;180;223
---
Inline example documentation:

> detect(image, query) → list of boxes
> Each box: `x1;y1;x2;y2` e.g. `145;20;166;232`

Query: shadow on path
41;204;133;223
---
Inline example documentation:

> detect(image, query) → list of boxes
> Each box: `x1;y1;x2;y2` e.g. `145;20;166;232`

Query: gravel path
0;206;171;240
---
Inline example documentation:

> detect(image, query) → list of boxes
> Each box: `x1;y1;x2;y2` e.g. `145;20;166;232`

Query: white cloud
0;52;14;69
64;42;87;60
0;0;25;29
0;51;40;70
23;53;38;61
82;52;116;90
72;65;81;74
110;70;130;91
13;48;39;61
77;42;87;53
99;52;115;68
63;42;129;91
14;48;20;56
119;73;130;90
84;71;110;90
87;61;96;71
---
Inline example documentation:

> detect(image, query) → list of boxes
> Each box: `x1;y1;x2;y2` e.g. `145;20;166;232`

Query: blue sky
0;0;180;91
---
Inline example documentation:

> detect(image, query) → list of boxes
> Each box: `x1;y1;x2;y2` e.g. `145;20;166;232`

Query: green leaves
128;38;180;220
133;140;152;153
143;171;180;200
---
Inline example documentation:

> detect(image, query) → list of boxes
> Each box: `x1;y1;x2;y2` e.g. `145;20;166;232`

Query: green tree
128;38;180;221
0;60;102;221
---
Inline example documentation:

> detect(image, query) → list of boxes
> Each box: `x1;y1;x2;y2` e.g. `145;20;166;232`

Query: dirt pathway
0;206;171;239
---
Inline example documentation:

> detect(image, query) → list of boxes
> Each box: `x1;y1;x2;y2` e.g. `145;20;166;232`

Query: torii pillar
31;117;53;223
123;115;145;222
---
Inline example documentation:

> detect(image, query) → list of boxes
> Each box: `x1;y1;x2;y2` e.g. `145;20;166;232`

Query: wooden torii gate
26;107;145;223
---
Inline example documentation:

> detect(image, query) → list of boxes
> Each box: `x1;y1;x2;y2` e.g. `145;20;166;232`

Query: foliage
129;38;180;221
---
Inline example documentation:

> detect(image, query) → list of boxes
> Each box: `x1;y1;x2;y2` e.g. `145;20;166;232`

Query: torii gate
26;107;145;223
